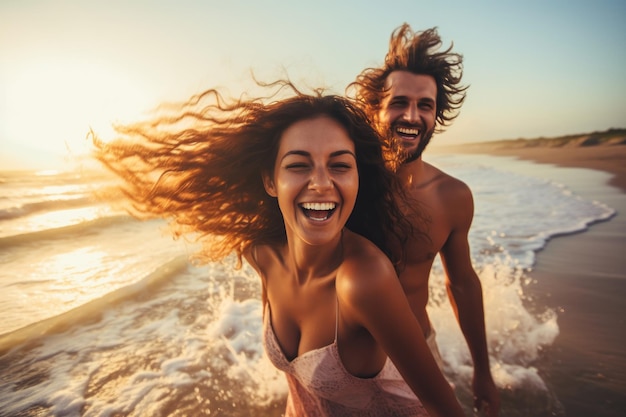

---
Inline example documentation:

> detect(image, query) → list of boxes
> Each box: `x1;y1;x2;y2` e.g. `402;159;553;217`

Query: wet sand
447;143;626;193
434;142;626;416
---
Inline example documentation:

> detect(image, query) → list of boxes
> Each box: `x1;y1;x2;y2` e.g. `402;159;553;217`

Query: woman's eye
285;163;309;171
331;163;353;172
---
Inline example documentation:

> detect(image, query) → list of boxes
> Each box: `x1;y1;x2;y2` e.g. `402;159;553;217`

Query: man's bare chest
404;200;451;264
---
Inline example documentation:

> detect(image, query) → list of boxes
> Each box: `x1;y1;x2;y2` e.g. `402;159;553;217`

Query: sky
1;0;625;170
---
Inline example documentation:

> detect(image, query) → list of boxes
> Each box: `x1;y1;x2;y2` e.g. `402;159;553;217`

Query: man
348;24;500;416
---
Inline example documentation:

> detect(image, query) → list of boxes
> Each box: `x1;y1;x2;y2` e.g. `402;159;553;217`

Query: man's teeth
397;127;420;136
301;202;336;211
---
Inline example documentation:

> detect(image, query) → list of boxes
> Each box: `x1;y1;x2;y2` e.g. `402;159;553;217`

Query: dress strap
334;292;339;342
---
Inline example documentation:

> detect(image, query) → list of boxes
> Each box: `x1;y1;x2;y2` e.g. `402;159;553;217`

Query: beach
433;141;626;416
0;143;623;416
441;139;626;193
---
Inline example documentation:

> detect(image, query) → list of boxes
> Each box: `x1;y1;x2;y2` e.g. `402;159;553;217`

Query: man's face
378;71;437;163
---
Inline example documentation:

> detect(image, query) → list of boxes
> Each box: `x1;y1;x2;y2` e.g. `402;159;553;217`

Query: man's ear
262;173;277;197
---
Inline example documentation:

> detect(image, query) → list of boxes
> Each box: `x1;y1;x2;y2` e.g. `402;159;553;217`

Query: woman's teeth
301;202;336;211
300;202;336;221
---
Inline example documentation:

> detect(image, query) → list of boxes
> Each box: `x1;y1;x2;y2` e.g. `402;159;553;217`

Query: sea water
0;154;615;416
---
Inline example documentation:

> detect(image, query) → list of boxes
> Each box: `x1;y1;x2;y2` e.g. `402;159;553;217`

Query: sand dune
436;129;626;192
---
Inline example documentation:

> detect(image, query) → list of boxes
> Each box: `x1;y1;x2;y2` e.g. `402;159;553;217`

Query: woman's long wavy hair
347;24;468;133
92;81;417;269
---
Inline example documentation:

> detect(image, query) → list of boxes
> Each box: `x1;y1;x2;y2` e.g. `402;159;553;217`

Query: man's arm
440;181;500;416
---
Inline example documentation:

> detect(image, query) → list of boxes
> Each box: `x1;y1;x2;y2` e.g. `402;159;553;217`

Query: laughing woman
92;81;465;417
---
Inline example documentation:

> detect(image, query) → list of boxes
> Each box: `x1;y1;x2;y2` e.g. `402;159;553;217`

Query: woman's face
264;115;358;247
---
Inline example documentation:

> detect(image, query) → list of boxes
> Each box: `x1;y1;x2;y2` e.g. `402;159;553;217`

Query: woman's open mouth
300;202;337;222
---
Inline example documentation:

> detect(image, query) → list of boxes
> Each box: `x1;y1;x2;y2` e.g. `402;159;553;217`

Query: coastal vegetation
467;128;626;149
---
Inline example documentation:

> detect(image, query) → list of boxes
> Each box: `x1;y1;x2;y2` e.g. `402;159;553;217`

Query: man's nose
403;105;419;123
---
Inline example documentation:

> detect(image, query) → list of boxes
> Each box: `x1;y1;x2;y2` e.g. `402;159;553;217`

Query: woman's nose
308;167;333;191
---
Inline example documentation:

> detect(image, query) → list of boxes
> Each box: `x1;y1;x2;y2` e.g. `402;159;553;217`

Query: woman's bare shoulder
243;243;286;274
337;231;398;301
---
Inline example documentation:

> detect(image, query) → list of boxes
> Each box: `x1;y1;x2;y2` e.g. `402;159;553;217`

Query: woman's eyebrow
282;150;310;159
330;150;356;159
281;149;356;161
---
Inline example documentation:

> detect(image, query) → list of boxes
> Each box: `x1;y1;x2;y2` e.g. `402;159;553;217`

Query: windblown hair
347;24;468;132
92;81;416;268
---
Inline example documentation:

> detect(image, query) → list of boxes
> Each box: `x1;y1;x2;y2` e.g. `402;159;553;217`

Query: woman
92;81;465;416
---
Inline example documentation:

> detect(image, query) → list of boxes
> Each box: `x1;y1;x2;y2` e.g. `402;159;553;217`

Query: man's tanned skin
349;24;501;416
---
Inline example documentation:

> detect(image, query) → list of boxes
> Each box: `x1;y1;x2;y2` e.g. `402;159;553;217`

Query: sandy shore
439;142;626;193
433;142;626;416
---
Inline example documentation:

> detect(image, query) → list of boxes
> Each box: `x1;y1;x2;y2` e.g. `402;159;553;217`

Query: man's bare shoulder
423;161;473;204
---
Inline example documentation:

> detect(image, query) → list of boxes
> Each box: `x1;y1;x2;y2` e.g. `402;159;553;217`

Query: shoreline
430;144;626;416
434;143;626;193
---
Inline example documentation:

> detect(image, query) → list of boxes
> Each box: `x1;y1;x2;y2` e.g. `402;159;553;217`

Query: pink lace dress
263;304;428;416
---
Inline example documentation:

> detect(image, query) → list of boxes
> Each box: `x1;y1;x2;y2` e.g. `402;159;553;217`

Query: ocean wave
0;214;138;248
0;196;95;220
0;255;189;355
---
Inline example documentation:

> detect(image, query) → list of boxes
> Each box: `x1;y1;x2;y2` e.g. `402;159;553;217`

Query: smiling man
348;24;500;416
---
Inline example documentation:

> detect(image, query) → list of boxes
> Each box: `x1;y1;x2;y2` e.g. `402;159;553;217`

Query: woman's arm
242;245;268;306
338;245;466;417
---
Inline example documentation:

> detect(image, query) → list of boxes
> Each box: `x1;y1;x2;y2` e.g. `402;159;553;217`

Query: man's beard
388;124;434;165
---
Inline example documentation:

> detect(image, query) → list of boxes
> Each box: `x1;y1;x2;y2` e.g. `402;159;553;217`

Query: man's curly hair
348;24;468;132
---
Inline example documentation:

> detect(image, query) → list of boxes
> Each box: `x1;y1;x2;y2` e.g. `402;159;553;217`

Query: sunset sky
1;0;625;170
